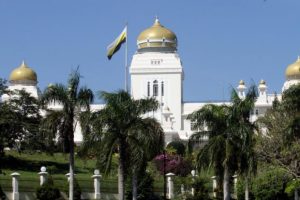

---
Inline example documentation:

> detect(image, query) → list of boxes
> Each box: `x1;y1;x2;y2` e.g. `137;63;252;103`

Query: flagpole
125;23;128;92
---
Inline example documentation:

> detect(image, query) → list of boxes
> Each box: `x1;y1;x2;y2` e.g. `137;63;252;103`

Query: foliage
257;84;300;178
0;89;41;157
36;176;62;200
252;167;291;200
125;172;162;200
0;184;6;200
187;85;257;199
285;179;300;197
236;177;255;200
80;90;164;199
166;141;186;156
41;69;94;199
64;178;82;200
153;153;193;177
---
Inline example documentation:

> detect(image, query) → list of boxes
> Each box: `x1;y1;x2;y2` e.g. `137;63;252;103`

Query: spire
21;60;27;67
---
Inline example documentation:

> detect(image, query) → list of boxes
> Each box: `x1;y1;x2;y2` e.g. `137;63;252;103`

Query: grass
0;151;118;193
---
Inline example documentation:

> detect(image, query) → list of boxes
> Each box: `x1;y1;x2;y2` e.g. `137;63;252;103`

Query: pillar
166;173;175;199
91;169;102;199
191;170;196;196
211;176;217;198
11;172;20;200
38;166;48;186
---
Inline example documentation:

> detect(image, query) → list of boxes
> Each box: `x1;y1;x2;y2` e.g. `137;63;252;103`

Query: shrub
153;153;192;177
252;167;291;200
64;178;82;200
166;141;186;156
126;172;162;200
36;176;62;200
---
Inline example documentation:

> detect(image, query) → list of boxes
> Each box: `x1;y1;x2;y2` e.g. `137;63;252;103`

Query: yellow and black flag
107;26;127;60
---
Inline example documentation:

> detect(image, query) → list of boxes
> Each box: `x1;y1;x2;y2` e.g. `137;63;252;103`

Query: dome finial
298;55;300;61
21;60;27;67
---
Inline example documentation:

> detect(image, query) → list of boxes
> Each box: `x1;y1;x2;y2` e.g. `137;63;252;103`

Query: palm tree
41;69;94;200
188;86;257;200
128;117;164;200
80;90;163;200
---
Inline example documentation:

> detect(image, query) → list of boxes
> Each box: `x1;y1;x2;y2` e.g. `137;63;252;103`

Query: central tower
130;18;184;133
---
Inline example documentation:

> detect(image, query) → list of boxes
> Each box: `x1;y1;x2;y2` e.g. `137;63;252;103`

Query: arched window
147;82;150;97
153;80;158;96
161;81;164;96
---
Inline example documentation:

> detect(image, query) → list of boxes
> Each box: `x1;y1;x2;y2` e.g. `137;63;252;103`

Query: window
147;82;150;97
161;81;164;96
255;109;259;115
153;80;158;96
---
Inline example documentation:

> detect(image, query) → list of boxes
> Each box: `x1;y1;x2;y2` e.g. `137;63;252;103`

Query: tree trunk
118;142;126;200
223;166;231;200
245;177;249;200
69;133;74;200
295;188;299;200
132;171;137;200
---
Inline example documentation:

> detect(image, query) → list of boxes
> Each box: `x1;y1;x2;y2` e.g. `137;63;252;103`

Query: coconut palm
188;85;257;200
80;90;163;200
41;69;94;200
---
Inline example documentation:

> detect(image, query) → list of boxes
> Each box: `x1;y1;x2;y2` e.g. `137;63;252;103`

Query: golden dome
286;57;300;80
239;80;245;85
259;80;266;85
137;18;177;49
9;61;37;83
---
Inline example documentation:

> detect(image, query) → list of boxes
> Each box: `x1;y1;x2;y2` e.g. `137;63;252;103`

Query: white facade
2;19;300;145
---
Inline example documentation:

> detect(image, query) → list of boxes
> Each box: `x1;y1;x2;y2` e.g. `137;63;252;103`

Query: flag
107;26;127;60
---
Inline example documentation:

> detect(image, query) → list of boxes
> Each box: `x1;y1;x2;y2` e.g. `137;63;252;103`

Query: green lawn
0;151;118;193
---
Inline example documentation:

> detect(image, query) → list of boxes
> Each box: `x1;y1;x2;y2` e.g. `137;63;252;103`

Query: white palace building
2;19;300;144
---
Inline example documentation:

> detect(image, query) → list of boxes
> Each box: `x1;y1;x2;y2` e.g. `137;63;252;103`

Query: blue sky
1;0;300;102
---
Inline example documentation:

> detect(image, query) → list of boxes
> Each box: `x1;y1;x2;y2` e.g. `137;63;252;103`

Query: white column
166;173;175;199
191;170;196;196
211;176;217;198
11;172;20;200
232;174;238;197
38;166;48;186
91;169;102;199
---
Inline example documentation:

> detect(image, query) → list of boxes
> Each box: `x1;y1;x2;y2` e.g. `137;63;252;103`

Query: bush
125;172;162;200
64;178;82;200
252;167;291;200
166;141;186;156
36;176;62;200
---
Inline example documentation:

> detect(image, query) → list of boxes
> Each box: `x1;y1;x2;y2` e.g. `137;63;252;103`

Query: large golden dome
137;18;177;50
285;57;300;80
9;61;37;84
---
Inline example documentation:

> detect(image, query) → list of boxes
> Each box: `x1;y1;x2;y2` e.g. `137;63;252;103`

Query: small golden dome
259;80;266;85
9;61;37;83
239;80;245;85
137;18;177;49
286;57;300;80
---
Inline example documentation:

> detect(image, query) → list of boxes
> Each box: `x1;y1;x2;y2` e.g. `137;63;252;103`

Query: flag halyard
107;26;127;60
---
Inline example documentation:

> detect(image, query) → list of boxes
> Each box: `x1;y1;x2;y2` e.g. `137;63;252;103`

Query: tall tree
188;86;257;200
81;90;163;200
41;69;94;200
257;84;300;200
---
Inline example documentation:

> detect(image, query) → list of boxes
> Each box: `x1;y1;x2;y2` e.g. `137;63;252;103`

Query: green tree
257;84;300;199
188;86;257;200
81;90;163;200
41;69;94;200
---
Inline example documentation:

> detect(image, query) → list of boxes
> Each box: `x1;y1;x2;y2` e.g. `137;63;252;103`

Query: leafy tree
188;86;257;200
80;90;163;200
41;69;94;200
257;84;300;199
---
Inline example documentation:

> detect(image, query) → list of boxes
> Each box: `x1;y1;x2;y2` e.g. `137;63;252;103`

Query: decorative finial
21;60;27;67
154;15;159;24
298;55;300;61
